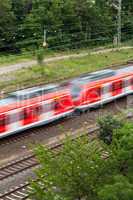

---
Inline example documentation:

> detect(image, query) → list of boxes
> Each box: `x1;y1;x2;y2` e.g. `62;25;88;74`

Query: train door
123;76;132;94
84;86;101;104
102;83;112;100
22;104;42;126
40;101;54;121
0;114;8;134
111;80;123;96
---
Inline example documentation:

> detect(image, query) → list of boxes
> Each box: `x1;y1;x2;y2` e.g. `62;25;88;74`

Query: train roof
80;69;115;78
117;65;133;74
9;84;59;100
0;97;15;106
72;69;116;84
0;83;61;113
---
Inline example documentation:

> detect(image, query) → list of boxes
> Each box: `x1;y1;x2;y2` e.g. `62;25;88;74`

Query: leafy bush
97;115;123;144
98;175;133;200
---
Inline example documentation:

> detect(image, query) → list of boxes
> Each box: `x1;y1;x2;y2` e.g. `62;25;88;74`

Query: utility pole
117;0;122;46
43;28;47;47
112;0;122;46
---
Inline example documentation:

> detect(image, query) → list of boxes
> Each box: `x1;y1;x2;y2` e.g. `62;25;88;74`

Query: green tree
30;137;114;200
112;122;133;179
97;114;123;144
98;175;133;200
98;122;133;200
0;0;16;51
23;0;116;50
0;0;132;52
23;0;62;49
30;120;133;200
12;0;25;21
11;0;32;50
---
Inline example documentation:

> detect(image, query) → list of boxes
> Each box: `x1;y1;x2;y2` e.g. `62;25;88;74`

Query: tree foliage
31;138;114;200
0;0;132;52
97;114;123;144
31;119;133;200
98;175;133;200
0;0;16;51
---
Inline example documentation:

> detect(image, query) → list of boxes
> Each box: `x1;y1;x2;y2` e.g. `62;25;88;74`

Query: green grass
0;48;84;66
0;48;133;93
0;42;126;67
0;41;132;67
0;49;61;66
0;53;33;66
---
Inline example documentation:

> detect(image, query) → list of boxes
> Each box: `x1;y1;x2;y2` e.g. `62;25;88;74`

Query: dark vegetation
30;114;133;200
98;114;123;144
0;0;133;53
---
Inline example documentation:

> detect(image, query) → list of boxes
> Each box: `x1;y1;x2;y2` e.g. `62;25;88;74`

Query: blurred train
0;65;133;138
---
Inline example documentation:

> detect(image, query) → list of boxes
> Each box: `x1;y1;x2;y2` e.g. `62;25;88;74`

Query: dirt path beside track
0;46;132;76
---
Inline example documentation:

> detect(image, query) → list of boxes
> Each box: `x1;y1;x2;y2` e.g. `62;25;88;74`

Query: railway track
0;145;64;183
0;151;111;200
0;133;33;146
0;182;30;200
0;124;98;180
0;154;37;181
0;125;98;200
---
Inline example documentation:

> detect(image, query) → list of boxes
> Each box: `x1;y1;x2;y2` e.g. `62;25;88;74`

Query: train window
25;105;42;117
54;101;60;110
112;81;123;91
130;78;133;86
0;118;6;126
23;110;28;119
86;87;101;103
0;114;9;125
54;98;69;111
22;105;42;125
0;114;7;133
89;87;101;97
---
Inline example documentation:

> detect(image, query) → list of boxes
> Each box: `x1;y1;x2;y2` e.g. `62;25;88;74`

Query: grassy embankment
0;40;133;66
0;40;132;66
0;48;89;67
0;48;133;93
0;53;33;66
